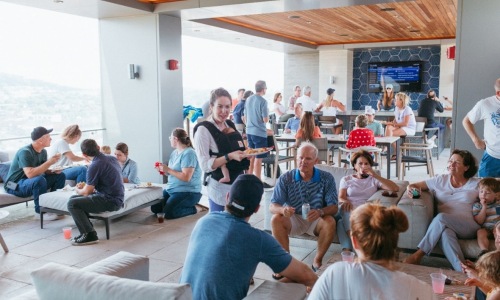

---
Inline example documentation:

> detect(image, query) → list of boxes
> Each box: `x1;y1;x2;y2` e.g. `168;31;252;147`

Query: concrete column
319;49;353;110
284;52;319;107
452;0;500;160
99;14;183;183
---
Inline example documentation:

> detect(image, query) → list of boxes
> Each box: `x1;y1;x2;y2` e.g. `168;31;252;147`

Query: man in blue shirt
68;139;124;246
270;142;338;274
180;174;317;300
285;102;303;133
243;80;269;181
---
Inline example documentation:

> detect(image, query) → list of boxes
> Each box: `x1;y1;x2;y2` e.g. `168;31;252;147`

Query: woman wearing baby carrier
194;88;250;212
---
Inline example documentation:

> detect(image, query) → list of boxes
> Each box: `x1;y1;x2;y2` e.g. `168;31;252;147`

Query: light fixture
288;15;300;19
128;64;139;79
53;0;63;3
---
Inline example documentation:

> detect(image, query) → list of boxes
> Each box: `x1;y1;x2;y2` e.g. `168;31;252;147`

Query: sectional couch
263;165;494;259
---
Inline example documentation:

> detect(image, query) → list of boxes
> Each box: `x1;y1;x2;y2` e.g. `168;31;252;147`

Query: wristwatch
224;154;230;162
318;209;325;217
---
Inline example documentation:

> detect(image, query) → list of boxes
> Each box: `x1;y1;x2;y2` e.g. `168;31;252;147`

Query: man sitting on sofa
270;142;338;277
4;126;66;220
180;174;317;300
68;139;124;246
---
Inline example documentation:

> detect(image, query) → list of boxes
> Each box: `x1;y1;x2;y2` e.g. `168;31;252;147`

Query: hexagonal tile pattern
352;46;441;110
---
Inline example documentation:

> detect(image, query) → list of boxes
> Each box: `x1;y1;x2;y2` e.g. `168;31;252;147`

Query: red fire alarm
168;59;179;70
447;46;455;60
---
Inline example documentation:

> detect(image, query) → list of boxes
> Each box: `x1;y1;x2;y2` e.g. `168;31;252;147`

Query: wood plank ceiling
211;0;457;46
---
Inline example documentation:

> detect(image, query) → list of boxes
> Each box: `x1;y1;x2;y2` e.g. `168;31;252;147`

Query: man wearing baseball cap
4;126;66;220
365;106;384;136
181;174;317;299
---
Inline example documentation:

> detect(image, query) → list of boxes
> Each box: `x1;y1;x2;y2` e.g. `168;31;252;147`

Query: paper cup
430;273;446;294
62;227;72;239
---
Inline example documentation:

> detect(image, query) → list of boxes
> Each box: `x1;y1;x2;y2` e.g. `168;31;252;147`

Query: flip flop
272;273;284;280
311;264;319;272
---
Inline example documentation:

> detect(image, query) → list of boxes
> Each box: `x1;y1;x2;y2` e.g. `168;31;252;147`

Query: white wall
439;40;456;99
319;49;353;110
284;52;319;107
99;14;183;183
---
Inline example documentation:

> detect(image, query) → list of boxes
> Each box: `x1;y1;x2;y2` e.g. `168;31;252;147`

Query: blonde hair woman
316;88;345;134
384;93;417;158
47;124;87;182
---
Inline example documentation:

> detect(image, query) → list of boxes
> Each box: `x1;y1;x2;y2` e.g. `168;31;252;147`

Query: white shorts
289;214;319;237
401;126;415;136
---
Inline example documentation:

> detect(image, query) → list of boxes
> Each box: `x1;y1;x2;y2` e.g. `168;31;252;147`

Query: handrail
0;128;106;142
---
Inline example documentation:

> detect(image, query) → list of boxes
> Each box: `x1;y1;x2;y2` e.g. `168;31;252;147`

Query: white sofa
11;251;307;300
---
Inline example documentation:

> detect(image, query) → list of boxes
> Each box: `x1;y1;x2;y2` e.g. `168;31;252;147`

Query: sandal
272;273;284;280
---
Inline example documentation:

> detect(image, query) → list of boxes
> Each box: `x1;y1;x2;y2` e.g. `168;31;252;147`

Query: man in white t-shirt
296;86;318;112
463;78;500;177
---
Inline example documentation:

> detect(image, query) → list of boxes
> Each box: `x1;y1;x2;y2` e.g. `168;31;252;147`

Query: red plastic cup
63;227;72;239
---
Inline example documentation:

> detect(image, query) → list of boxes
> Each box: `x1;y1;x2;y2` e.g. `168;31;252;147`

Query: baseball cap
228;174;264;217
365;107;376;115
31;126;53;141
386;84;393;90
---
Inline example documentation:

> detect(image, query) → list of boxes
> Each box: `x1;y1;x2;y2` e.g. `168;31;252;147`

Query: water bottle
302;202;310;220
343;130;347;140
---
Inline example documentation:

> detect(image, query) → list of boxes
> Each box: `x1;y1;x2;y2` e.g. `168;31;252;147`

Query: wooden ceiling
211;0;457;46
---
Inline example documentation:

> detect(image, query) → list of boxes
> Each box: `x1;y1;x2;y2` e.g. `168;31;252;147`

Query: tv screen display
367;61;422;93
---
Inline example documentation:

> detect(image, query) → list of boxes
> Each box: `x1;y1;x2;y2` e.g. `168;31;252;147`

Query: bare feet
403;252;424;265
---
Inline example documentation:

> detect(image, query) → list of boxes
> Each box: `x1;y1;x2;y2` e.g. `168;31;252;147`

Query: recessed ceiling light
306;21;312;24
288;15;300;19
409;30;420;33
381;7;395;12
340;34;349;37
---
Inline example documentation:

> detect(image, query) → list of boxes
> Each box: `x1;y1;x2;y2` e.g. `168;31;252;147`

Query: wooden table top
318;254;474;300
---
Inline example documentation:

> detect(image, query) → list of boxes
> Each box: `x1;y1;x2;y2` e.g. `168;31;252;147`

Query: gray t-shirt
244;94;269;137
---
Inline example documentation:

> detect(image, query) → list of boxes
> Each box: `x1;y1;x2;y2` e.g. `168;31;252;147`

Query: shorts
478;151;500;177
289;214;319;237
246;134;268;158
401;126;415;136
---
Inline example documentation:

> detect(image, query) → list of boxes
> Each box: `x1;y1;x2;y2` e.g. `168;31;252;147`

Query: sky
0;2;284;93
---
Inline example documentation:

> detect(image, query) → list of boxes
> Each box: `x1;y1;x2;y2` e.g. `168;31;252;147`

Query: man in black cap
180;174;317;300
4;126;66;219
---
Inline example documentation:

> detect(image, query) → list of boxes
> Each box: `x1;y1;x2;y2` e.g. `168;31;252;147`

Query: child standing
473;178;500;258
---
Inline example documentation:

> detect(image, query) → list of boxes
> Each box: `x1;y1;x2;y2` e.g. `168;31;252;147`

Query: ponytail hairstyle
172;128;193;148
350;203;409;262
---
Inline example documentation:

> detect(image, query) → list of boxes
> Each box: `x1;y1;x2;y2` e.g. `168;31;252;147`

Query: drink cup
62;227;72;239
341;251;355;262
157;213;165;223
412;188;421;199
430;273;446;294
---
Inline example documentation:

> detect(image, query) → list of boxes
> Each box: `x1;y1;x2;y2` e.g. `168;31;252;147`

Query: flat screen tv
367;61;422;93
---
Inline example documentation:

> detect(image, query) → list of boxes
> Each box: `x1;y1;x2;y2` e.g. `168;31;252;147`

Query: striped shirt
271;168;338;215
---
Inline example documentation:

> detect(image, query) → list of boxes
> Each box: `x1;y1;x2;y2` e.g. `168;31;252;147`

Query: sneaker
71;231;99;246
35;213;64;221
70;234;83;243
426;137;437;148
262;182;274;189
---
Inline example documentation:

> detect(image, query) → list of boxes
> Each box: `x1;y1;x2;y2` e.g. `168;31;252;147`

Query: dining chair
262;135;296;185
337;146;382;169
398;142;435;180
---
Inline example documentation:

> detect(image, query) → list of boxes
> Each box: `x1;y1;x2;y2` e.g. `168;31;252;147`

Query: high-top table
0;210;9;252
275;134;400;179
318;253;474;300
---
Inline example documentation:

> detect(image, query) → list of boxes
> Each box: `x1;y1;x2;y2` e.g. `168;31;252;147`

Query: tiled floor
0;148;452;298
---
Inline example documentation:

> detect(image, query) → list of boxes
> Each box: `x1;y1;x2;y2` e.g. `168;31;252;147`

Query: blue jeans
335;208;353;250
425;122;445;137
6;173;66;213
150;191;202;219
67;194;121;234
62;166;87;183
478;151;500;177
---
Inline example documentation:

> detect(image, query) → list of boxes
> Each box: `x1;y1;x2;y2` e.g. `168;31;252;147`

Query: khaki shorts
289;214;319;237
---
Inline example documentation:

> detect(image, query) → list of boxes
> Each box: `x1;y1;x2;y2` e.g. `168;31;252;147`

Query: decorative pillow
82;251;149;281
31;263;192;300
0;162;10;183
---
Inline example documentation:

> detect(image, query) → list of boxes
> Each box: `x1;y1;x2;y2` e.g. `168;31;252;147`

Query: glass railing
0;128;106;159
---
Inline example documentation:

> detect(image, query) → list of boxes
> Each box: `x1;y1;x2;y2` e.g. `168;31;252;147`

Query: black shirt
417;97;444;125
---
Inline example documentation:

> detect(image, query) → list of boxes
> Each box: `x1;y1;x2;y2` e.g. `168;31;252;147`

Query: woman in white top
316;88;345;134
404;149;480;272
383;92;416;158
48;124;87;183
336;150;399;251
309;203;436;300
193;88;249;212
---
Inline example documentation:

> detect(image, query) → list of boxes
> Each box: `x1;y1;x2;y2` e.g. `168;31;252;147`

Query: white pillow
82;251;149;281
31;263;192;300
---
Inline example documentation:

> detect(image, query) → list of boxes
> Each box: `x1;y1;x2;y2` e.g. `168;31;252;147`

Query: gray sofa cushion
31;263;192;300
0;162;10;183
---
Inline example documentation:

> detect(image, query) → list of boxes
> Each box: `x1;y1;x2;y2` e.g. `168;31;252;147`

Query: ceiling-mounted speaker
447;46;455;60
